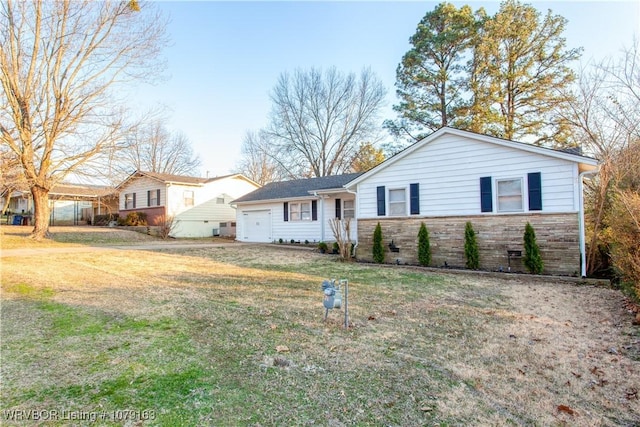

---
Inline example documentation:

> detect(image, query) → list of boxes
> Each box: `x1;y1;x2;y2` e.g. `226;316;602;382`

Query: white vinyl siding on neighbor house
119;176;166;210
170;177;259;238
356;133;579;219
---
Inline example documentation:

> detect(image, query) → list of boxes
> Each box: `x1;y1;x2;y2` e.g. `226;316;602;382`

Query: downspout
579;170;598;278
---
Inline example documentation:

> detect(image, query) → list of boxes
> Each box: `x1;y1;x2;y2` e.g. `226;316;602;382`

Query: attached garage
241;210;272;242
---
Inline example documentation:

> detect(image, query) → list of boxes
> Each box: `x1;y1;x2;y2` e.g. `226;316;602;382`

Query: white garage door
242;210;271;242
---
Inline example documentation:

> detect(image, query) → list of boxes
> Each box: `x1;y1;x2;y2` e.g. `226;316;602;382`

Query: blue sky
127;1;640;177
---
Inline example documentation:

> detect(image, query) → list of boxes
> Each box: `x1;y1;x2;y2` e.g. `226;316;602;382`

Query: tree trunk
30;185;51;240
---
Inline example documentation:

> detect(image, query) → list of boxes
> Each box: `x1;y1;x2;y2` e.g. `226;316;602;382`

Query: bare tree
329;218;352;261
235;130;287;185
0;146;28;214
562;39;640;277
117;119;201;178
0;0;167;239
266;67;386;178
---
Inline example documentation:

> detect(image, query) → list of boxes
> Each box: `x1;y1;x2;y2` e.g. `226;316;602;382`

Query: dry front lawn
1;227;638;425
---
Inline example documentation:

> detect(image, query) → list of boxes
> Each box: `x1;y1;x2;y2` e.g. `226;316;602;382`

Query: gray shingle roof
233;173;363;204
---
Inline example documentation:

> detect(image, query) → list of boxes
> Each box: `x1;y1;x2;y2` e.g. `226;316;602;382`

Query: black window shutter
528;172;542;211
335;199;341;219
410;183;420;215
312;200;317;221
377;186;386;216
147;190;151;207
480;177;492;213
156;189;161;206
133;193;136;209
283;202;288;222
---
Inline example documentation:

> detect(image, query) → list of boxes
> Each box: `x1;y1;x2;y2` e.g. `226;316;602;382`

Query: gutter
578;169;598;278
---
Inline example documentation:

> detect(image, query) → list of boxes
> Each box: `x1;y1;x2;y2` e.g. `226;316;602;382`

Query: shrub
290;239;295;244
154;214;177;239
278;238;283;244
464;221;479;269
124;211;148;226
317;242;328;253
417;222;431;267
332;242;339;254
372;222;384;263
523;222;544;274
93;213;119;226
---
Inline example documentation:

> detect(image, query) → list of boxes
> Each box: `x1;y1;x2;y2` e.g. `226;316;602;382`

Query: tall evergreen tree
385;3;483;142
471;0;581;145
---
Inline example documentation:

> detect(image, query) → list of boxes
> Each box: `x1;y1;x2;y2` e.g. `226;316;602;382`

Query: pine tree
523;222;544;274
417;222;432;266
372;222;385;264
464;221;479;269
386;2;483;141
472;0;581;145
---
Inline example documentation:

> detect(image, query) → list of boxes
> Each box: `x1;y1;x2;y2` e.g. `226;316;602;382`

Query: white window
343;200;355;219
149;190;159;206
289;202;311;221
183;190;194;207
497;178;523;212
124;193;135;209
388;188;406;216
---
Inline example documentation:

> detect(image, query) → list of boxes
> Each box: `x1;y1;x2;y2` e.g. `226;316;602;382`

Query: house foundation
356;213;580;276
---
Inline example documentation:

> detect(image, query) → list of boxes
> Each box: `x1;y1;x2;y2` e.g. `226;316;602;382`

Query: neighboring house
345;127;598;276
232;173;362;244
2;184;117;226
116;171;260;238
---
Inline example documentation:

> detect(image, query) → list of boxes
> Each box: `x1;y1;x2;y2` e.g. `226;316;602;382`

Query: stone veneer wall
356;213;580;275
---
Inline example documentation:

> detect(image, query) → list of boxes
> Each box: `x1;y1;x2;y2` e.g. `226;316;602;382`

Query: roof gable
346;127;599;188
116;171;260;191
233;173;363;204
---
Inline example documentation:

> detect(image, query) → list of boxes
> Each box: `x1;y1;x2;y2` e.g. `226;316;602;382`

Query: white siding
170;176;259;238
118;175;259;238
119;176;166;210
236;193;356;243
357;134;579;219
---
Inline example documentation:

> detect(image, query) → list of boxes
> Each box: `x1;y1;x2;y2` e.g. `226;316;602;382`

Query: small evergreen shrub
317;242;328;253
278;238;283;244
523;222;544;274
464;221;479;269
332;242;339;254
417;222;431;267
372;222;384;263
290;239;295;244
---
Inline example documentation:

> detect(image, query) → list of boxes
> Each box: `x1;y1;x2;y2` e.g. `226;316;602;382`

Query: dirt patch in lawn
1;243;638;425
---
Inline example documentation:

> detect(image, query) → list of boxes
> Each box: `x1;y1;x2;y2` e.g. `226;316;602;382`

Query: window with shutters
497;178;523;212
289;202;311;221
125;193;135;209
389;188;406;216
149;189;160;206
343;200;355;219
